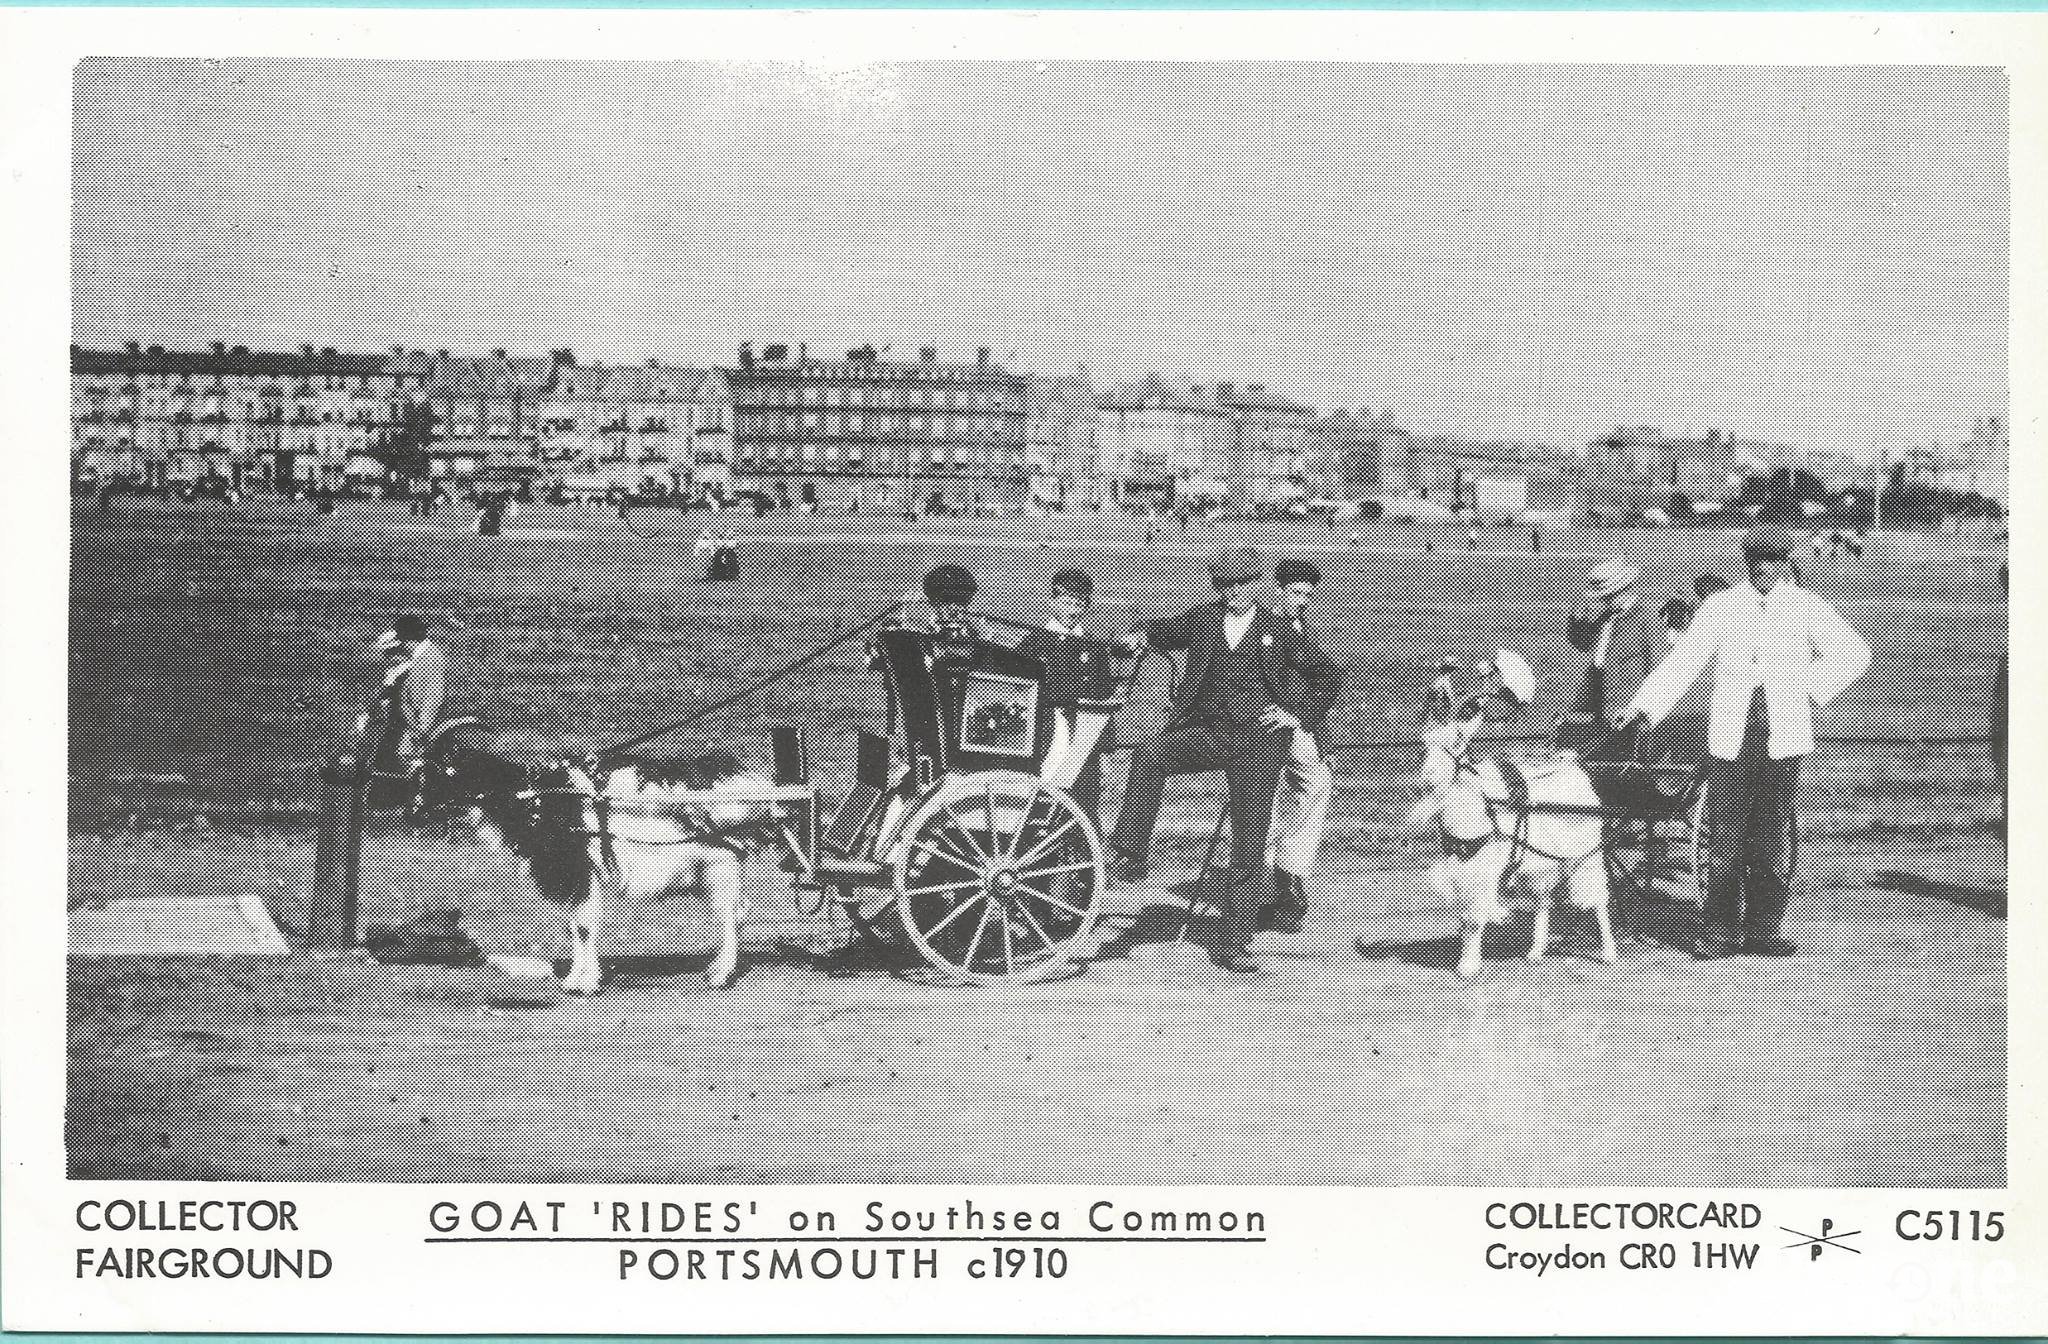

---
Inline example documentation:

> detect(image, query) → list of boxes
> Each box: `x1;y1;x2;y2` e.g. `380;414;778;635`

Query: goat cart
310;622;1116;988
1557;718;1724;937
787;626;1116;985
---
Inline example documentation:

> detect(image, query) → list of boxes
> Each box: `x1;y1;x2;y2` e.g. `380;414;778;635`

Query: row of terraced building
77;337;1934;514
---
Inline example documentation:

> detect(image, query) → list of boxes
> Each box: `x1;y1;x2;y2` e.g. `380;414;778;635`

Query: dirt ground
67;500;2005;1184
67;829;2004;1186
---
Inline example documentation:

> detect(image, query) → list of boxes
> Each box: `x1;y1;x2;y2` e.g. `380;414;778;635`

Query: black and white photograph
52;52;2012;1195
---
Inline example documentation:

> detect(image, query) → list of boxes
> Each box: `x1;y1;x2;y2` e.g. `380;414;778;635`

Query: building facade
1095;375;1235;507
71;341;737;496
1912;416;2008;505
530;354;731;497
71;341;433;490
1095;373;1316;509
1213;382;1315;509
1022;371;1101;508
417;349;553;485
1586;426;1773;515
1301;409;1394;500
725;343;1028;512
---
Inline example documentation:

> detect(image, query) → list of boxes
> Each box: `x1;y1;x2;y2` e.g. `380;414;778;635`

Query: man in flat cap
1618;523;1871;958
1107;543;1341;971
1264;556;1343;933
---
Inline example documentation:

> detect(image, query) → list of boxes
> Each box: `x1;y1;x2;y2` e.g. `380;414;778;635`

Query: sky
72;59;2006;458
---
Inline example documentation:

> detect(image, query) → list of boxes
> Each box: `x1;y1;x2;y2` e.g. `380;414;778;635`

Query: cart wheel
1685;775;1714;909
893;770;1104;984
1602;814;1658;926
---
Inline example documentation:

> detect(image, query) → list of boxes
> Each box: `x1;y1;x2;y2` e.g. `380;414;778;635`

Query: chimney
125;340;141;355
920;345;938;363
301;344;315;358
1218;382;1235;399
647;358;660;369
977;347;991;367
553;348;575;367
797;342;808;363
391;346;405;358
492;348;508;361
211;341;227;357
436;349;450;360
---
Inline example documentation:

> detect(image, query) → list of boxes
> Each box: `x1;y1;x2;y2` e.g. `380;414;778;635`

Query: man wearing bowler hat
1617;523;1871;958
1108;543;1341;971
1560;557;1657;755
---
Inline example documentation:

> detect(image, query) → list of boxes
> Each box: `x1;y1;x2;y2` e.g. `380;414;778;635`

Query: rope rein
589;604;899;765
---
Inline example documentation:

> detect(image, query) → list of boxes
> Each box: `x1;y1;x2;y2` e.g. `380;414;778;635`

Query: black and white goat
417;721;779;993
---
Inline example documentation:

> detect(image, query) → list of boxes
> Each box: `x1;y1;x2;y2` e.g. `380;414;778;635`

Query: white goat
1407;716;1615;978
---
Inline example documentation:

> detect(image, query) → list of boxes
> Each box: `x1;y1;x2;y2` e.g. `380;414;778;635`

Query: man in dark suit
1559;558;1658;756
1107;544;1342;971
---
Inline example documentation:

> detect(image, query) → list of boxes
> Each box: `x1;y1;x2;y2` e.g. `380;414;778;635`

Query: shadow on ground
1352;899;1702;970
1869;870;2006;919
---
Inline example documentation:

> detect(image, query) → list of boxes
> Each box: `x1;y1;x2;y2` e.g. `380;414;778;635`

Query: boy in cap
1618;523;1871;958
1015;568;1128;816
1263;556;1343;933
1107;544;1341;971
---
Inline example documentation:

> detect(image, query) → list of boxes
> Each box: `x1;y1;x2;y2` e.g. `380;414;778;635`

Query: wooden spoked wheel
892;769;1104;984
1601;776;1714;940
1685;775;1714;910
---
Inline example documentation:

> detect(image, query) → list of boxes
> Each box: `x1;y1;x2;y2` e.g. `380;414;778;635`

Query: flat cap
1207;543;1265;587
1049;567;1094;601
1741;522;1801;561
922;563;979;606
1274;556;1323;588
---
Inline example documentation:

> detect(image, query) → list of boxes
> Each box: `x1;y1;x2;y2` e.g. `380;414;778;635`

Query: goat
1408;715;1616;978
417;722;778;993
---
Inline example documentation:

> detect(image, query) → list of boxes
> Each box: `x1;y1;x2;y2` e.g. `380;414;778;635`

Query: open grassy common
68;492;2006;1183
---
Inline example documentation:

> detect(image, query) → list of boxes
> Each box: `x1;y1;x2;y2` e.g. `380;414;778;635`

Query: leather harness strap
1441;831;1490;862
1445;747;1597;873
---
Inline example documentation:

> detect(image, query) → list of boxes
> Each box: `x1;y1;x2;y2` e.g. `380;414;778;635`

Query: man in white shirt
1618;524;1872;958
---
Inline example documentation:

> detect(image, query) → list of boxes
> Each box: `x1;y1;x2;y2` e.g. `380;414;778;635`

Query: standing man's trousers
1108;720;1288;950
1701;707;1801;939
1268;729;1334;881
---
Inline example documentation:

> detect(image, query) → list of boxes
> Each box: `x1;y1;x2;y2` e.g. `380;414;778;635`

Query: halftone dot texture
68;60;2002;1186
